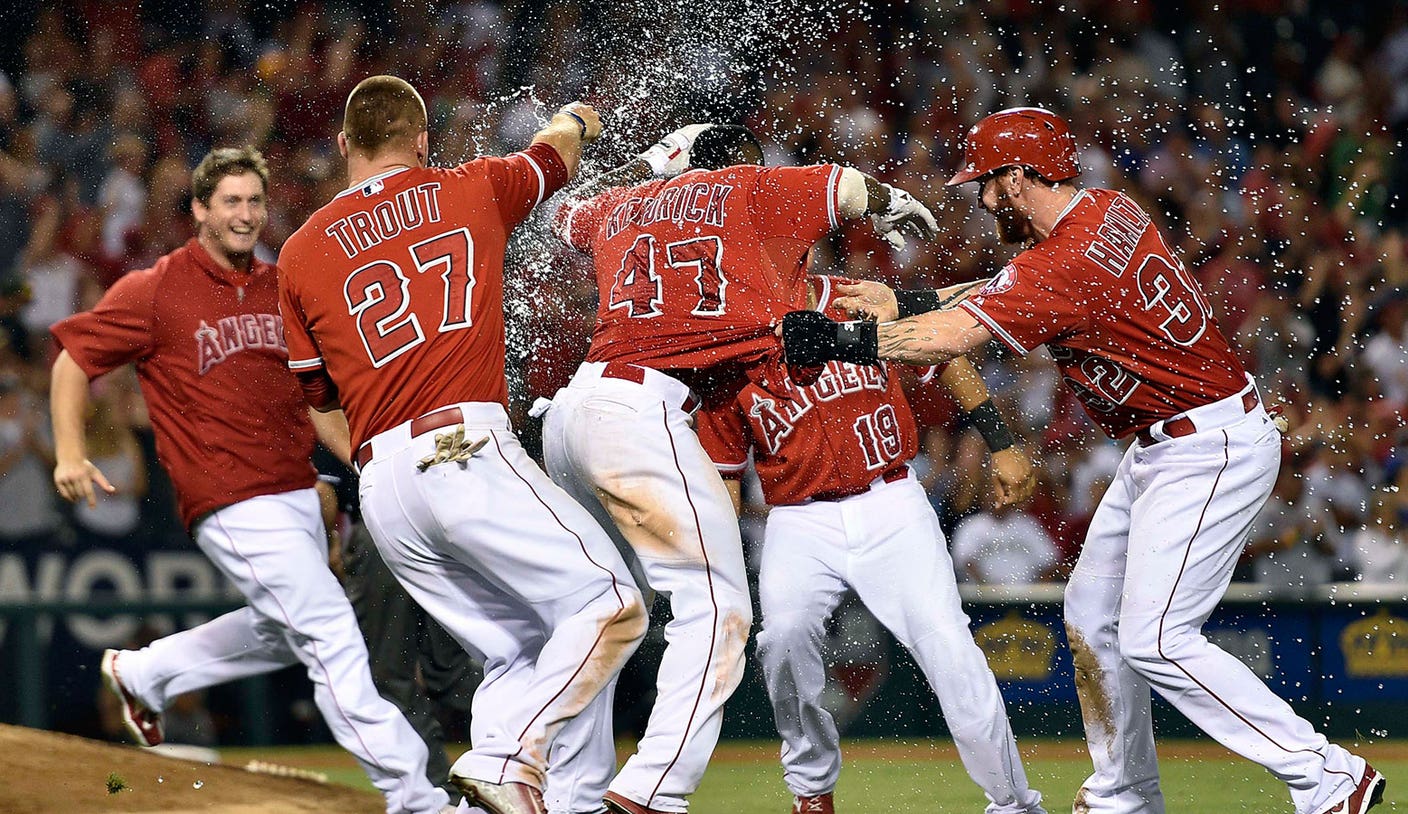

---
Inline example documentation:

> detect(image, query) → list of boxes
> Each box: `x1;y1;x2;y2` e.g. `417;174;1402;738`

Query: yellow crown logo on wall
974;610;1056;681
1341;608;1408;678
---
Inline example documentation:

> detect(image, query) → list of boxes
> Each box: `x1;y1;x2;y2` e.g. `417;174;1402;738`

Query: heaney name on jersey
323;182;444;260
1084;194;1152;278
603;181;732;241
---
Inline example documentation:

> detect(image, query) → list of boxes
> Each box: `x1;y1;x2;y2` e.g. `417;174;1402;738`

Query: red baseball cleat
451;777;546;814
100;649;163;747
1317;764;1386;814
603;790;671;814
793;792;835;814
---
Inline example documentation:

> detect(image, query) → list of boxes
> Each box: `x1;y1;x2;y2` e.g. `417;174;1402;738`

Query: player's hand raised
54;456;116;509
556;102;603;143
834;280;899;322
639;124;715;178
871;184;938;249
989;446;1035;508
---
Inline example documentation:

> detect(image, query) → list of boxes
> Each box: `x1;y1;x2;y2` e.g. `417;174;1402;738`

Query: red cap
946;107;1080;186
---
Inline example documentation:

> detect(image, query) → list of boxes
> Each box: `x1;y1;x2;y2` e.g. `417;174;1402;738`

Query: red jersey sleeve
49;268;159;378
749;164;843;243
553;185;634;254
276;266;324;372
959;258;1086;356
470;141;570;227
694;400;752;479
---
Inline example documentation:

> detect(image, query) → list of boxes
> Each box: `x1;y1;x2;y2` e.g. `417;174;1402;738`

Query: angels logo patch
981;263;1018;296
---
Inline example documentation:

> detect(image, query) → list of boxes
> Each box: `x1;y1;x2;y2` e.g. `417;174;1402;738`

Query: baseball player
779;107;1385;814
277;76;647;814
540;125;939;814
695;272;1047;814
49;148;452;814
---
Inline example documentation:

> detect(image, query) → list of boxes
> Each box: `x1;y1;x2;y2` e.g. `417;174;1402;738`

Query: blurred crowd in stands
0;0;1405;593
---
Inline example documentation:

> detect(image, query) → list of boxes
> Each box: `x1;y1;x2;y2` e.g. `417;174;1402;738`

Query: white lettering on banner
66;552;144;645
0;551;238;649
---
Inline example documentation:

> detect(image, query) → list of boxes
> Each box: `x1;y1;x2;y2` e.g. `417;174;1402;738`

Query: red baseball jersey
695;276;938;506
554;163;843;371
960;188;1248;439
278;143;568;449
51;239;317;527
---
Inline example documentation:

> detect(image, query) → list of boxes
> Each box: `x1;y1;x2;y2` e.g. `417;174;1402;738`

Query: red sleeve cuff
296;369;341;411
523;141;570;200
50;320;112;380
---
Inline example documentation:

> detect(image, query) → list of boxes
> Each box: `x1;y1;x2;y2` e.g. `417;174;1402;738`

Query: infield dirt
0;724;382;813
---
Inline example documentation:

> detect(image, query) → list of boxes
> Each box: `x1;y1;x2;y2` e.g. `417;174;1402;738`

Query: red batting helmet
946;107;1080;186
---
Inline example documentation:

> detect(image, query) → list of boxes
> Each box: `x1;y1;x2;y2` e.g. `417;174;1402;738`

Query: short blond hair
343;75;428;155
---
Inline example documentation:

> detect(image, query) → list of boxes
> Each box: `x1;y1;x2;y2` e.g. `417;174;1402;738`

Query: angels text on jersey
196;313;288;374
750;361;889;455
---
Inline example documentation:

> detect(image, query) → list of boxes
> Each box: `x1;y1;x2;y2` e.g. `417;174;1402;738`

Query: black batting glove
781;310;880;367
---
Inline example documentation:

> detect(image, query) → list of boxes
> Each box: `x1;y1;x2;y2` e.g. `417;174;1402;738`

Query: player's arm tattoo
874;307;988;365
876;318;960;365
934;278;991;309
895;278;991;319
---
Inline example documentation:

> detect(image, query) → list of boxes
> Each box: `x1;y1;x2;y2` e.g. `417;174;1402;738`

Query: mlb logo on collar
361;178;385;196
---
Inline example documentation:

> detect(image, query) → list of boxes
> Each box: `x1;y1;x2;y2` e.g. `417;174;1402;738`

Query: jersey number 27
344;228;475;367
609;235;728;318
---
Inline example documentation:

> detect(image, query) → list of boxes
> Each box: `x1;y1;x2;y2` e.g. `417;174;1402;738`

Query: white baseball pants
539;362;753;813
760;474;1044;814
357;402;647;793
1063;394;1363;814
112;487;449;814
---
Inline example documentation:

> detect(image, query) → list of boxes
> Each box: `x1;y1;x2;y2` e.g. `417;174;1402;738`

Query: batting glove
870;184;939;249
781;310;879;367
638;124;715;177
416;425;488;471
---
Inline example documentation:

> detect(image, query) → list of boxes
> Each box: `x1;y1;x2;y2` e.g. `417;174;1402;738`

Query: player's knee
720;589;752;631
758;610;823;653
1116;622;1172;672
612;588;649;645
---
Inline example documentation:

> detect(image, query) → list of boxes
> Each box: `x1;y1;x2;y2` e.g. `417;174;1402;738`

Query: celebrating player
695;271;1048;814
50;147;452;814
540;125;938;814
277;76;647;814
779;107;1385;814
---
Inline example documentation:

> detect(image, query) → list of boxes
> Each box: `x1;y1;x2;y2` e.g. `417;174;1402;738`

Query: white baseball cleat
1316;764;1386;814
100;649;164;747
450;776;546;814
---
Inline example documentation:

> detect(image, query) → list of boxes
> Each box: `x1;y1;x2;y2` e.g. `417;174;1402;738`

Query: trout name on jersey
604;182;733;240
751;361;888;454
324;182;444;260
196;313;288;374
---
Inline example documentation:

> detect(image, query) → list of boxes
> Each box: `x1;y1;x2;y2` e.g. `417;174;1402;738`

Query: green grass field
223;739;1407;812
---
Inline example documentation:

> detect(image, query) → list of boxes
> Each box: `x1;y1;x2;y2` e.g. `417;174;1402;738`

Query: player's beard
992;204;1034;245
